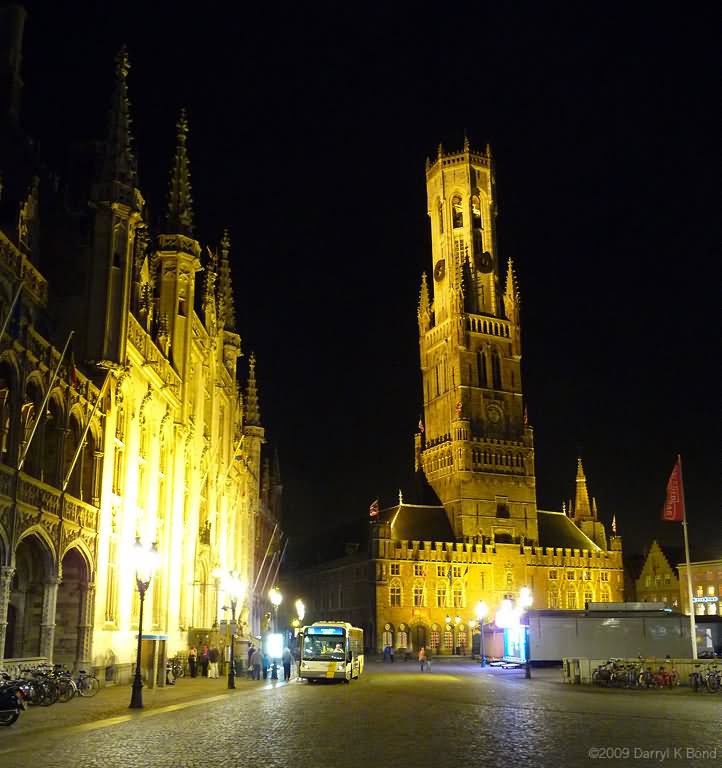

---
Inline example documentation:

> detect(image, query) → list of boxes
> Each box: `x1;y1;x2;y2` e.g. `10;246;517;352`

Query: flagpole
0;280;24;341
678;455;697;659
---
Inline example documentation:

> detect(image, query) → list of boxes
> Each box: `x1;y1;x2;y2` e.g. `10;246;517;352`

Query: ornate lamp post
519;586;533;679
268;587;283;680
129;538;160;709
475;600;488;667
223;571;246;689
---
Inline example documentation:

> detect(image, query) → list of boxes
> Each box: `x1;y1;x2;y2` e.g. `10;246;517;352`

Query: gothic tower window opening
451;194;463;228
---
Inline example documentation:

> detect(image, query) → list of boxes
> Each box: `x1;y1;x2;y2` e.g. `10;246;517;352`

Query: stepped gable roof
378;503;455;542
537;509;601;552
657;544;685;571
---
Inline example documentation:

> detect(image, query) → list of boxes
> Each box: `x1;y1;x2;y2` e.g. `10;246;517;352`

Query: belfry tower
416;141;538;542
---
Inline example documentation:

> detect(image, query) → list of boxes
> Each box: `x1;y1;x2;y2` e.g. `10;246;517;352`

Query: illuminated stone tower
417;141;538;542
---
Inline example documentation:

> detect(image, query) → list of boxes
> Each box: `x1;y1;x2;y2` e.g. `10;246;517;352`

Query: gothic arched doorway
54;547;91;667
10;533;55;658
411;623;427;652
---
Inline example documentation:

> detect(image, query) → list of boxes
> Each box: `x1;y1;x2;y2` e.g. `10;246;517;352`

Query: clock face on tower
433;260;446;281
475;251;494;273
486;404;502;424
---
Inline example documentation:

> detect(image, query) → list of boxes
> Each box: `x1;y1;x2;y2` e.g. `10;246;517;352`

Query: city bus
298;621;364;682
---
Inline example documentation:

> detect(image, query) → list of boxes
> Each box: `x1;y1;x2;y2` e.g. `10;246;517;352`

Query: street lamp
268;587;283;680
129;538;160;709
220;571;246;689
475;601;488;667
454;615;461;655
519;587;533;680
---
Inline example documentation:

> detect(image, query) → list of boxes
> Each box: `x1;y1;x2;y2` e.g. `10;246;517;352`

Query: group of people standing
247;644;295;682
187;644;220;678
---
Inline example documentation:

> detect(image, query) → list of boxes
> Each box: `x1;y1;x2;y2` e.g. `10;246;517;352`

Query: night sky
14;2;721;562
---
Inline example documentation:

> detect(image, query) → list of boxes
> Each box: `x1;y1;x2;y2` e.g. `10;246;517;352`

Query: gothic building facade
286;143;624;654
0;7;280;676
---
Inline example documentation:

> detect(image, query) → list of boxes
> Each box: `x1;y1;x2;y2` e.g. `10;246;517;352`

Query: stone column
0;566;15;659
39;577;60;662
77;581;96;669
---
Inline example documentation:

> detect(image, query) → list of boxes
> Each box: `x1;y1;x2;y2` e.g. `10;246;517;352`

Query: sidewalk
2;671;276;738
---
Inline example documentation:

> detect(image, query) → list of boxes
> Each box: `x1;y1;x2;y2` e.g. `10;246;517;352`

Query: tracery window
452;195;463;228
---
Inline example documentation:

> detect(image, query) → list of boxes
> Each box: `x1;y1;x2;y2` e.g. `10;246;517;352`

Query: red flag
418;418;424;433
661;459;685;522
369;499;379;518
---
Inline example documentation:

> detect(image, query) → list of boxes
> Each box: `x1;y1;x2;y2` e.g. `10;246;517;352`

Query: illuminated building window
471;196;482;228
600;590;610;603
506;572;513;587
548;592;559;609
566;571;575;580
600;572;609;582
453;587;463;608
453;566;462;578
437;566;446;577
584;591;593;606
452;195;463;228
567;591;577;609
583;571;590;581
389;580;401;607
549;569;558;580
654;574;661;586
444;629;453;649
414;564;425;577
390;563;400;576
708;586;716;596
430;629;440;651
437;586;447;607
696;586;704;597
413;585;425;607
672;598;679;607
696;604;705;615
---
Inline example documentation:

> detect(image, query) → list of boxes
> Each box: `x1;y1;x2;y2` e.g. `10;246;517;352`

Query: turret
85;48;144;365
155;109;201;383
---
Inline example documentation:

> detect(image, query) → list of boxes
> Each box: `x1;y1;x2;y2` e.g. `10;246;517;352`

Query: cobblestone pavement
0;659;719;768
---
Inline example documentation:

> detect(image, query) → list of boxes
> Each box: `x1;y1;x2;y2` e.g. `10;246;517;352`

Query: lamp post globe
129;538;160;709
475;600;488;667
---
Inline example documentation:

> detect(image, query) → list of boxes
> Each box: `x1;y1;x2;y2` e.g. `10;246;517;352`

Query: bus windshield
303;632;346;662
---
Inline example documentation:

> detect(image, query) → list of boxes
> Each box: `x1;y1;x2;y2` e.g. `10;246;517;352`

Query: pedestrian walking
282;646;292;681
262;651;270;680
418;646;427;672
389;646;395;663
383;645;390;663
200;644;210;677
208;646;220;678
188;645;198;678
250;646;262;680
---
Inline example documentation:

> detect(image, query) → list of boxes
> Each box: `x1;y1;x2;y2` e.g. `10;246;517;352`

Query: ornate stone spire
165;109;194;235
612;514;617;534
245;353;261;426
101;47;137;188
503;257;520;323
574;458;592;519
417;272;431;333
217;229;236;331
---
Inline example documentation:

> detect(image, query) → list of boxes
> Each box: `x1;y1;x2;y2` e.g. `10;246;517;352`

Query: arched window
413;580;425;607
471;196;482;228
491;350;502;390
436;582;447;607
452;195;463;228
477;350;487;388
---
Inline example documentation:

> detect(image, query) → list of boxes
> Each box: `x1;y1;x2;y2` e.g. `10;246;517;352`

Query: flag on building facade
418;417;424;433
369;499;379;518
661;458;685;522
